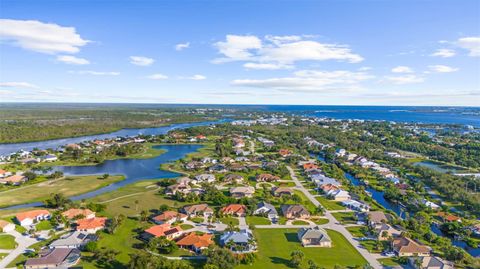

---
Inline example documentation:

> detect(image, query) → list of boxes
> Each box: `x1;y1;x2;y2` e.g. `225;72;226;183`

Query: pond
413;160;467;174
1;144;202;210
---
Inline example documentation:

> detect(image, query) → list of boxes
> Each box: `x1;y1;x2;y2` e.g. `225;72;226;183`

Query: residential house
437;212;461;223
76;217;107;233
49;231;98;249
408;256;454;269
176;232;214;253
208;164;228;173
182;204;214;218
15;210;51;226
422;200;440;210
312;174;340;188
193;174;216;184
341;200;370;212
0;220;15;232
24;248;81;269
230;186;255;198
142;223;183;241
41;154;58;162
272;187;294;197
152;211;188;224
254;202;278;220
302;163;319;171
62;208;95;220
185;161;205;170
279;149;292;157
0;169;12;178
221;204;247;217
327;189;351;201
365;211;390;226
374;223;402;241
281;205;310;219
297;226;332;247
230;163;247;171
0;174;27;185
220;229;256;253
392;237;431;257
224;174;244;184
256;173;280;182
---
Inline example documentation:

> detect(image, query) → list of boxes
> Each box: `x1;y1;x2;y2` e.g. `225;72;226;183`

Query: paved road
0;230;37;269
238;217;248;230
286;166;383;269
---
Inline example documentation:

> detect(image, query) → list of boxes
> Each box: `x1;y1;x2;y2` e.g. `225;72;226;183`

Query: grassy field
238;228;367;269
90;180;187;217
331;212;357;224
346;226;368;238
0;234;16;249
0;175;125;208
315;196;346;210
246;216;271;225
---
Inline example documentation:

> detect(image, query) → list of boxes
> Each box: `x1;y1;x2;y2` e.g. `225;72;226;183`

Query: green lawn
312;218;329;225
190;217;204;223
0;234;16;249
246;216;271;225
331;212;357;224
379;257;405;267
219;217;239;226
35;220;52;231
237;228;367;269
180;224;194;230
346;226;368;238
292;220;309;225
0;175;125;208
315;196;345;210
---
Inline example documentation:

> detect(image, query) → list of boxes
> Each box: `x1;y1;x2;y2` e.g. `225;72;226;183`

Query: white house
0;220;15;232
327;189;351;201
15;210;51;226
193;174;216;184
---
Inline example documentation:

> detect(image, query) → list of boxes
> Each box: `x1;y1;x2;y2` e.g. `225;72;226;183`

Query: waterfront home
152;211;187;224
182;204;214;218
201;157;217;164
142;223;183;240
0;169;12;178
374;223;402;241
230;186;255;198
193;174;216;184
0;220;15;232
392;237;431;257
41;154;58;162
15;210;51;226
176;232;214;253
76;217;107;233
272;187;294;197
49;231;98;249
281;205;310;219
24;248;80;269
224;174;244;184
220;229;256;253
408;256;454;269
297;226;332;247
364;211;390;226
320;183;340;193
327;189;351;201
422;199;440;210
62;208;95;220
221;204;247;217
311;174;340;188
165;178;192;195
0;174;27;185
256;173;280;182
437;212;461;223
341;200;370;212
254;202;278;220
185;161;205;170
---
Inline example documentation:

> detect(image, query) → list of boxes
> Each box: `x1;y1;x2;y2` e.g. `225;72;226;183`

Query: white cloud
243;62;293;70
147;73;168;80
457;37;480;56
130;56;154;66
0;19;89;54
56;55;90;65
175;42;190;51
0;90;13;95
430;49;456;58
213;35;363;68
385;75;424;84
180;75;206;80
68;70;120;76
231;69;373;91
428;65;459;73
391;66;413;73
0;81;39;88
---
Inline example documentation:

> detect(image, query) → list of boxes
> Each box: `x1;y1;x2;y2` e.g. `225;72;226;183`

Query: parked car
382;251;395;257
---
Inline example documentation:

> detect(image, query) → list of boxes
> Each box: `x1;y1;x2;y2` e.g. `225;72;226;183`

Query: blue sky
0;0;479;105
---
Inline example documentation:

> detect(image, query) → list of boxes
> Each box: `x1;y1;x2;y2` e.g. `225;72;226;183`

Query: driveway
287;166;383;269
0;230;38;269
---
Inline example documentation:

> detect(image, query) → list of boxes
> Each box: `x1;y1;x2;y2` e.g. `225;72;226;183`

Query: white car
382;251;396;257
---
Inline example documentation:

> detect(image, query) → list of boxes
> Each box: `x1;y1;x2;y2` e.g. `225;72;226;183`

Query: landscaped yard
315;196;345;210
292;220;309;225
237;228;367;268
0;175;125;208
379;257;405;267
312;218;329;225
331;212;357;224
246;216;271;225
35;220;52;231
180;224;194;230
0;234;16;249
346;226;368;238
219;217;239;226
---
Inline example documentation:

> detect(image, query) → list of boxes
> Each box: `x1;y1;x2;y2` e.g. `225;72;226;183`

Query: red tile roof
221;204;246;215
76;217;107;230
153;211;187;222
16;210;50;222
145;223;182;238
176;232;213;249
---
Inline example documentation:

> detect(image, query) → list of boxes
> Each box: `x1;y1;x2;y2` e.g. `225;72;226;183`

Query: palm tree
134;200;139;212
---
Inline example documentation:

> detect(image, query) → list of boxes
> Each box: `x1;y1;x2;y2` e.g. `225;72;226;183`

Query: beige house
393;237;431;257
297;226;332;247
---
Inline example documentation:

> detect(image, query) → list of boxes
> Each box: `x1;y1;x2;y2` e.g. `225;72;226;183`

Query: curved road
286;166;383;269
